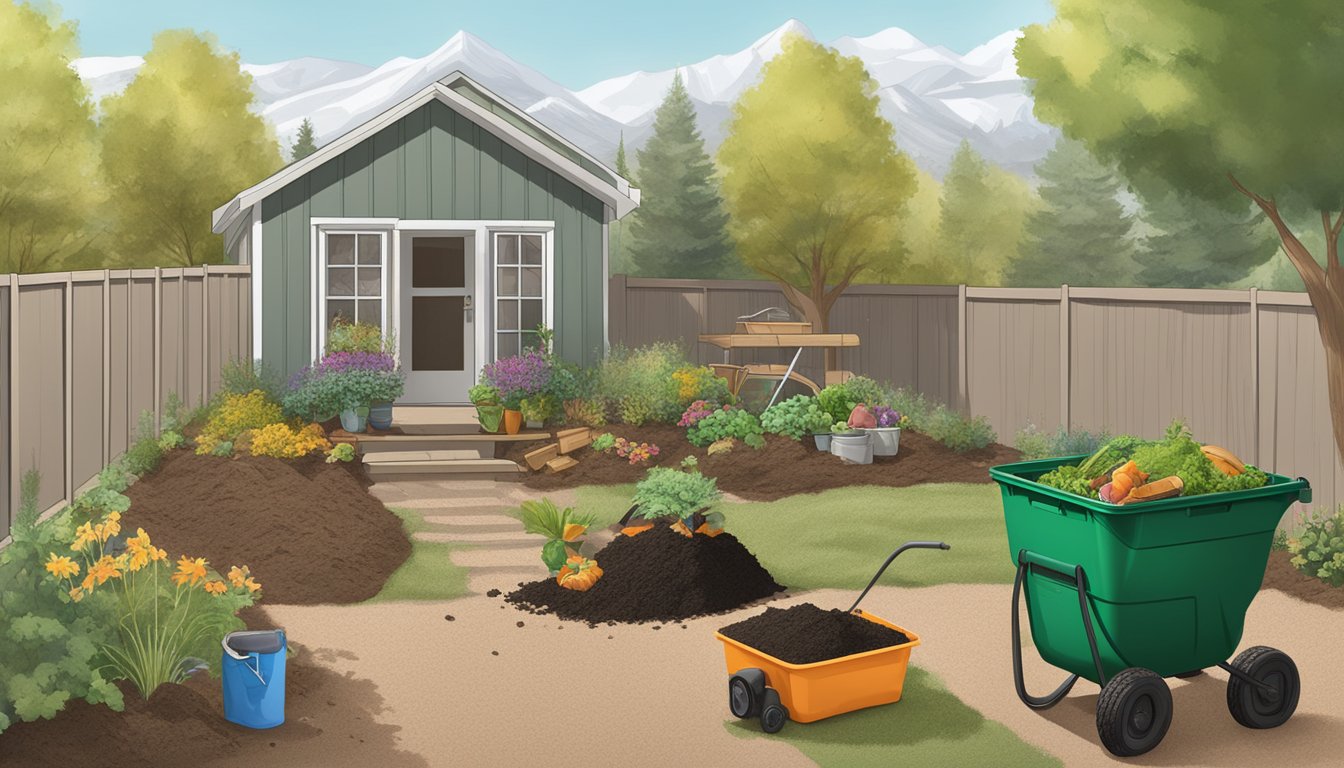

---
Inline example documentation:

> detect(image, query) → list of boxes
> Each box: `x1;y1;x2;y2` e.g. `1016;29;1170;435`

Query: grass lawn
726;665;1060;768
565;482;1014;590
366;507;471;602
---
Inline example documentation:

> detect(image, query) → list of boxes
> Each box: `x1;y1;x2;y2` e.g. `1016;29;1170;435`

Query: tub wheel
729;669;766;719
1096;667;1172;757
1225;646;1300;729
760;688;788;734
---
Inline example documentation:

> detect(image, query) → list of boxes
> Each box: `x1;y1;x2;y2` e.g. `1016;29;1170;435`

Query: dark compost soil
123;449;411;605
506;523;785;624
718;602;911;665
1261;549;1344;611
498;423;1020;501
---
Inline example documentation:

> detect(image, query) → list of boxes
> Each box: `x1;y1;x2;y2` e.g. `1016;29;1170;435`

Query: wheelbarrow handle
847;541;950;614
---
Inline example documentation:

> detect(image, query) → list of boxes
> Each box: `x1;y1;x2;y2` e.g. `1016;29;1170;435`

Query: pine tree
627;71;734;278
290;118;318;161
1006;138;1137;287
614;132;632;180
933;142;1034;285
1134;191;1277;287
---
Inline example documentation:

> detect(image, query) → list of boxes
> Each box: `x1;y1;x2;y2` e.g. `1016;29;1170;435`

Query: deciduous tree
938;141;1034;286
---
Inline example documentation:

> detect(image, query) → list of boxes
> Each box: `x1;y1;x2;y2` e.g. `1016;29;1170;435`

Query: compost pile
718;603;910;664
506;524;784;623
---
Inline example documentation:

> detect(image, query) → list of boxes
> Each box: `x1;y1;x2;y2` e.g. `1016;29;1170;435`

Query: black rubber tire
760;688;788;734
1096;668;1173;757
1226;646;1300;729
729;669;766;719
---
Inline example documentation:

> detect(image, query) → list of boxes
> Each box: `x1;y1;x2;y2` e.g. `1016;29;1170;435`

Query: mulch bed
497;423;1019;501
506;524;785;624
1261;549;1344;610
123;449;411;605
719;603;911;664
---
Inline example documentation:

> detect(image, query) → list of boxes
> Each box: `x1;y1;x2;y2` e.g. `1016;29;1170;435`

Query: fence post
1250;287;1260;465
609;274;626;350
102;270;110;467
1059;284;1071;432
957;284;968;413
201;265;210;403
64;273;73;505
153;267;162;433
7;275;17;521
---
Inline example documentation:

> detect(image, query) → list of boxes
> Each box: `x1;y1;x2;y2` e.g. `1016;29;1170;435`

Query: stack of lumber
523;427;594;474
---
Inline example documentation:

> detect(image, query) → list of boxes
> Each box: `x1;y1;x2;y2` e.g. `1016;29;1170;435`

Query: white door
399;234;475;403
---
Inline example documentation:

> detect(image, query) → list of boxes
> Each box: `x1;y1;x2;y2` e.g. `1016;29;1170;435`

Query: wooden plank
698;333;860;349
544;456;578;474
558;429;592;454
555;427;589;439
524;443;560;471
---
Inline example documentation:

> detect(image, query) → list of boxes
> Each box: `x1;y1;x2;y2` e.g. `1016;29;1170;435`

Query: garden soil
718;602;911;664
123;449;411;605
498;424;1020;501
1261;549;1344;610
506;523;785;623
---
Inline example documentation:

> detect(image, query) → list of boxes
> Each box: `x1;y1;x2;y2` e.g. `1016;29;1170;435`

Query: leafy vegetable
760;395;832;440
631;467;722;522
686;407;764;449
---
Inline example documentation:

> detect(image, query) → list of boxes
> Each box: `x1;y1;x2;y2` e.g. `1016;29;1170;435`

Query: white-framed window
493;232;547;358
322;231;386;332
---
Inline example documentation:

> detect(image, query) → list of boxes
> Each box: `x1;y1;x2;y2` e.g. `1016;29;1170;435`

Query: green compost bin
990;456;1310;683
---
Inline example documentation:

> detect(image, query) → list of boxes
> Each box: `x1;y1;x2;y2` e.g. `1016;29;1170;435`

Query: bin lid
226;630;284;655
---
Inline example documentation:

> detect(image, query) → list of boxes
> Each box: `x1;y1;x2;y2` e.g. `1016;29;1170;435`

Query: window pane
357;234;381;265
518;331;539;352
357;299;382;328
521;235;543;265
496;299;518;330
520;299;543;332
357;267;381;297
327;299;355;328
496;267;519;296
328;234;355;265
497;235;519;264
327;266;355;297
496;333;519;358
413;238;465;288
520;266;542;297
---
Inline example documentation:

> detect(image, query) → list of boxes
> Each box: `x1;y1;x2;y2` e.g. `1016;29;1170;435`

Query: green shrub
1015;424;1112;460
888;388;934;431
196;390;284;455
597;343;687;424
687;407;765;449
671;365;732;406
761;395;833;440
123;411;167;476
591;432;616;453
631;467;722;521
1289;507;1344;586
0;471;124;734
219;358;285;403
816;376;890;423
923;407;996;452
325;319;393;355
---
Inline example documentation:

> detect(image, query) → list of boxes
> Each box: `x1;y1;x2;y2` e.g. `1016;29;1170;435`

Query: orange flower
87;555;124;585
242;577;262;594
227;565;250;589
202;580;228;596
45;553;80;579
71;522;97;550
69;586;84;603
80;573;95;593
561;523;587;542
101;511;122;541
125;528;154;572
172;556;208;587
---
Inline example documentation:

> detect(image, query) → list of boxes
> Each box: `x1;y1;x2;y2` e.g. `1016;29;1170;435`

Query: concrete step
451;546;540;569
423;514;523;529
364;457;525;482
414;530;534;547
363;449;495;464
358;437;495;457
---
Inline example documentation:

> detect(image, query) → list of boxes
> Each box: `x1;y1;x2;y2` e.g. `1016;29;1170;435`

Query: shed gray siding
259;99;606;378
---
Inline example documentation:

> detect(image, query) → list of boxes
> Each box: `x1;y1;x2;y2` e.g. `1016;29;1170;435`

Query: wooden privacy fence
610;275;1344;513
0;266;251;544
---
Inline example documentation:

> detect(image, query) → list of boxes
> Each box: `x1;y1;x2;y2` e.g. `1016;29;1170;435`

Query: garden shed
211;71;640;404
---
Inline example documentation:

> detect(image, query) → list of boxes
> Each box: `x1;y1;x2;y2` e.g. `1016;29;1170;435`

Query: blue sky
58;0;1053;88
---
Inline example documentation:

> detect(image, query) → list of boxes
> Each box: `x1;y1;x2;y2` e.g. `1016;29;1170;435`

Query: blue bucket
222;629;287;729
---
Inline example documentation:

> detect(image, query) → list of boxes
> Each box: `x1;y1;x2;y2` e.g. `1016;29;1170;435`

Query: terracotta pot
503;409;523;435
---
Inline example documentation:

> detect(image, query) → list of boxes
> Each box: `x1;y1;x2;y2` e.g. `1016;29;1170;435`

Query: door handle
464;295;473;310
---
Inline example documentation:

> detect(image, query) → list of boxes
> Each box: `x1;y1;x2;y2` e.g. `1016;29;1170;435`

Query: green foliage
0;1;101;274
520;498;598;574
100;29;282;266
922;409;996;452
1006;138;1138;287
123;410;168;476
687;407;765;449
519;395;554;423
1135;191;1278;288
1288;507;1344;586
761;395;833;440
591;432;616;453
626;72;736;279
671;365;732;406
196;390;284;454
325;320;392;355
326;443;356;463
936;141;1035;286
468;383;500;405
596;343;688;425
219;358;286;404
719;34;917;326
631;467;722;522
0;472;123;733
564;397;608;428
289;117;318;161
1014;424;1112;460
816;376;890;424
882;168;944;284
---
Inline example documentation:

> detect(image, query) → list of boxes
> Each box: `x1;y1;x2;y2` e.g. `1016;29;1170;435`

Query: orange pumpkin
556;556;603;591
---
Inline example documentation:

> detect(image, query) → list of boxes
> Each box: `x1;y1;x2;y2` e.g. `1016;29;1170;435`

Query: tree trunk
774;282;840;371
1312;288;1344;463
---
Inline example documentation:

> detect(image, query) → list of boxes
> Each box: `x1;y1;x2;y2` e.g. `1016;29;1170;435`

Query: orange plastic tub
715;610;920;723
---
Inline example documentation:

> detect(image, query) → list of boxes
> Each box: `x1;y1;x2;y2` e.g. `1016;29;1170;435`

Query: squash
1119;475;1184;504
556;556;603;591
1201;445;1245;476
669;519;694;538
620;522;654;537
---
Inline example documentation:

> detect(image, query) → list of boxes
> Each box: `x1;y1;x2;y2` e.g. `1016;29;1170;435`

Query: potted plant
805;406;835;451
365;354;405;431
866;405;902;457
829;421;873;465
520;395;553;430
340;404;369;434
482;351;552;437
469;383;503;433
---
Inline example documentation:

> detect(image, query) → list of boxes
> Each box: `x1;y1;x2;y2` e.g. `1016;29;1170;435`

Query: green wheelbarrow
990;456;1311;757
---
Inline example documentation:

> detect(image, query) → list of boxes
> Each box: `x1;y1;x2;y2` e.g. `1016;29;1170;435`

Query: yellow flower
150;546;168;562
99;512;122;542
243;577;262;594
172;556;208;587
45;553;80;579
80;573;95;593
227;565;250;588
87;555;124;585
126;528;154;572
72;522;97;550
203;580;228;596
69;586;84;603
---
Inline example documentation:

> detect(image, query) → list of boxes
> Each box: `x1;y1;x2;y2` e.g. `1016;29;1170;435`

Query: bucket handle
222;630;285;686
847;541;950;614
1010;549;1106;709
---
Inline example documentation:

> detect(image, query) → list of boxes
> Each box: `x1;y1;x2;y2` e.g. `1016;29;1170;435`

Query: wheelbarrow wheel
1225;646;1300;729
729;669;766;719
759;688;788;734
1096;667;1172;757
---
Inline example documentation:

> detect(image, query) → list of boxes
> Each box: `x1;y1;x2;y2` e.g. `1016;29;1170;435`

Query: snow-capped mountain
70;20;1056;177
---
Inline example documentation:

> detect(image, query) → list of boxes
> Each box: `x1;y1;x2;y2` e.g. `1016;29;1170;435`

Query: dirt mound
498;424;1019;501
507;524;784;623
124;450;410;605
1262;550;1344;611
719;603;911;664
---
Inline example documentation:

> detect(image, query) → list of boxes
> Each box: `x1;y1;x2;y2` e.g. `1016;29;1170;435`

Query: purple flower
318;351;397;375
482;351;552;406
873;406;902;428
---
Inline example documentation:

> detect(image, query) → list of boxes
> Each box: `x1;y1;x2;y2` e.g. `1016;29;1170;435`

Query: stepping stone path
369;479;583;594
